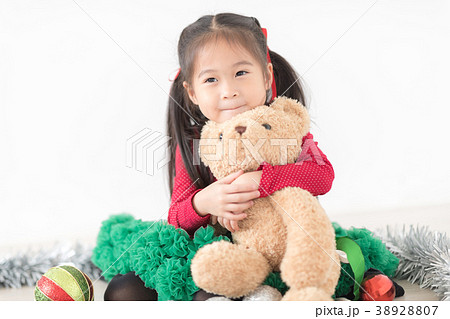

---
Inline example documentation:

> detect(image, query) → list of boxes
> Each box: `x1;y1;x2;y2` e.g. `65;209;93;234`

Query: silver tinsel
242;285;282;301
373;225;450;301
0;242;103;289
206;296;232;301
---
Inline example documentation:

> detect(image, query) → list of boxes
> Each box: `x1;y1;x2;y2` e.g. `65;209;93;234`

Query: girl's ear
183;81;198;105
265;63;274;90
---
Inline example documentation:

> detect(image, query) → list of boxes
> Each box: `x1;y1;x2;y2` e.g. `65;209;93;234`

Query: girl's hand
192;170;260;225
209;170;263;233
231;170;263;189
211;216;240;233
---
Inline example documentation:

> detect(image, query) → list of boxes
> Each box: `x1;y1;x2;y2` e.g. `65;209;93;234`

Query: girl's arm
167;145;210;236
256;132;334;197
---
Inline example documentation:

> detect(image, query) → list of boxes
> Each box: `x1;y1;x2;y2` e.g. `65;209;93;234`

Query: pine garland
373;225;450;301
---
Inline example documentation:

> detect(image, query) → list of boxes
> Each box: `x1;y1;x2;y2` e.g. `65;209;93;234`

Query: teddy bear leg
190;241;271;299
281;252;341;301
271;188;340;300
323;252;342;296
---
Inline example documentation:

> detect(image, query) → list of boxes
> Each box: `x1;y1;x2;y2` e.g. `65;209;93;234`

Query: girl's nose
235;126;246;135
223;91;238;99
221;81;238;99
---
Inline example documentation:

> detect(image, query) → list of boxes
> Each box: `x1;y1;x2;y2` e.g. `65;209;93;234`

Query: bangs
183;28;267;83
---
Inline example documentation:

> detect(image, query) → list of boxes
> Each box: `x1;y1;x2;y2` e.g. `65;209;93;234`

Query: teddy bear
190;96;341;301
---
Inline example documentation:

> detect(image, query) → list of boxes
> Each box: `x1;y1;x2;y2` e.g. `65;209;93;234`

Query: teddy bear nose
235;126;247;135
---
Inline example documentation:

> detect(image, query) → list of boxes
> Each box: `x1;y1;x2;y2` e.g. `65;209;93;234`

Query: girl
167;13;334;236
104;12;334;301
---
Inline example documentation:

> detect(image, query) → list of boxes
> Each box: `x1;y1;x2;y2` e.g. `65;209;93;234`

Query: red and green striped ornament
34;265;94;301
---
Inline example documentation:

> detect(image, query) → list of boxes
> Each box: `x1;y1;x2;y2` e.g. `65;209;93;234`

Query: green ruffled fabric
91;214;398;300
91;214;230;300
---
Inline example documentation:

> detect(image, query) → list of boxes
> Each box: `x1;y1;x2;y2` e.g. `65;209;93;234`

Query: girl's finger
230;220;239;232
225;201;254;213
223;212;247;221
223;218;233;232
218;217;224;228
226;182;259;194
218;170;244;184
227;191;260;203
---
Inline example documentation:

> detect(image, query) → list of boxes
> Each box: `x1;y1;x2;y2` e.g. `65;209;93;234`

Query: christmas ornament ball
360;274;395;301
34;265;94;301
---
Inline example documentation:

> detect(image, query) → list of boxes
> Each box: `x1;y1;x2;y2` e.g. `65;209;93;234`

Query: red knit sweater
167;132;334;236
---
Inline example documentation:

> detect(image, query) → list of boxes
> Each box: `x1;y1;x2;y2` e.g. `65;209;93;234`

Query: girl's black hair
166;12;308;196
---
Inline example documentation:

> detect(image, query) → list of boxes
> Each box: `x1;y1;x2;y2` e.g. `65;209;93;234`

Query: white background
1;0;449;252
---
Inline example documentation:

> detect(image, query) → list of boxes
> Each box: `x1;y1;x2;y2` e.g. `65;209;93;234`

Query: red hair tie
170;27;277;102
168;68;181;82
261;27;277;102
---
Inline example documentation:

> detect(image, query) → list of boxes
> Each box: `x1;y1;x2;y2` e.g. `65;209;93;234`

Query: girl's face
183;38;273;124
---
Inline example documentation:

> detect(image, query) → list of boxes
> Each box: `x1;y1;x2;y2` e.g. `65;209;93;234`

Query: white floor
1;202;449;301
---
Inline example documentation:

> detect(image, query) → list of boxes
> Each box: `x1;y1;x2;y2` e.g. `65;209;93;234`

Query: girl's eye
204;71;247;83
219;133;223;140
262;123;271;130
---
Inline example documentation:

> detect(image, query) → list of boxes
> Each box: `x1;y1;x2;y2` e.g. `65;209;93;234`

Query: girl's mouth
223;105;244;110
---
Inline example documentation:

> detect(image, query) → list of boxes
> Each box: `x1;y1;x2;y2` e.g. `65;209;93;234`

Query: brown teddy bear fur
190;96;340;300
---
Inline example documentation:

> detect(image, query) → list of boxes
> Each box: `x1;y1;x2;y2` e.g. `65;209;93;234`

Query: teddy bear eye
262;123;271;130
219;132;223;141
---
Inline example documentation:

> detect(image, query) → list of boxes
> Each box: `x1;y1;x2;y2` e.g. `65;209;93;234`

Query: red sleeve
167;144;211;236
257;132;334;197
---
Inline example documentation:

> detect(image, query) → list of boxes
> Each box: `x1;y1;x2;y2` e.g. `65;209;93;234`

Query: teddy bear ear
270;96;308;118
270;96;311;136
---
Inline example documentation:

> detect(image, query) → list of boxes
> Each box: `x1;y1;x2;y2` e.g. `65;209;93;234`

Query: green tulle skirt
91;213;399;300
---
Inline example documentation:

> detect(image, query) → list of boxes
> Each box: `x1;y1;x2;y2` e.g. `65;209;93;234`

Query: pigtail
268;49;308;108
166;72;213;196
251;16;308;108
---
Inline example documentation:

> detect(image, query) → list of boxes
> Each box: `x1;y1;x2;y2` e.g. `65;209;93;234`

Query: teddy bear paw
282;287;333;301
